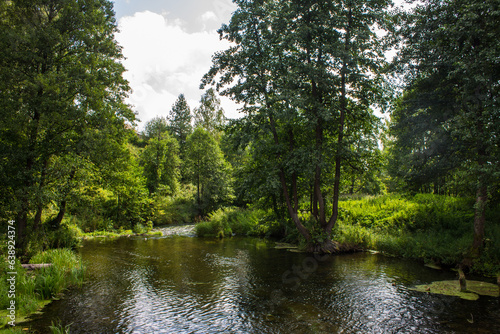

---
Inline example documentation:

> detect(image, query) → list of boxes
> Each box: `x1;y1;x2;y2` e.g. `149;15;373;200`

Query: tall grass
334;194;500;276
0;249;85;328
195;207;266;237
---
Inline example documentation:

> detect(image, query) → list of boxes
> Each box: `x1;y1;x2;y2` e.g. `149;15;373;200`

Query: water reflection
25;234;500;333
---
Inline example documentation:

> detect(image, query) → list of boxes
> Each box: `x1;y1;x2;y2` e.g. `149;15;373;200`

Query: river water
25;225;499;333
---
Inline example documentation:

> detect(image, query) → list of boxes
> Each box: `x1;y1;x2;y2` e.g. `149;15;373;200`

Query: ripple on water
23;234;500;334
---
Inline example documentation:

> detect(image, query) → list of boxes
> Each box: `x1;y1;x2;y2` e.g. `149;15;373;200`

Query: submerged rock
424;263;442;270
274;243;299;250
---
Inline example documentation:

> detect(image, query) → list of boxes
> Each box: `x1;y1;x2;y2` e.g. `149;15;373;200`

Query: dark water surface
25;226;499;333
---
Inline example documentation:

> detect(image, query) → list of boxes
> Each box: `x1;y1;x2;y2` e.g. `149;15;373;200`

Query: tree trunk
467;98;488;263
350;175;356;195
50;200;67;230
33;159;49;231
268;113;311;241
471;185;487;257
15;208;28;251
326;7;352;233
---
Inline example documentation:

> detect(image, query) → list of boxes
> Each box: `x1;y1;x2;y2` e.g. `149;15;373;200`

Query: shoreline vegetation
1;194;498;332
0;249;84;330
1;0;499;332
0;228;162;331
195;194;500;278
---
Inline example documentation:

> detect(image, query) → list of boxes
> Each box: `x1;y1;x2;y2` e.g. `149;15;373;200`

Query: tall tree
193;88;225;138
143;116;169;141
393;0;500;266
141;133;180;195
168;94;192;150
0;0;134;250
185;128;233;216
203;0;391;251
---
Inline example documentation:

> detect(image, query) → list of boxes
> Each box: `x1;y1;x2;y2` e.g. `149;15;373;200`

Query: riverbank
194;194;500;277
0;249;84;330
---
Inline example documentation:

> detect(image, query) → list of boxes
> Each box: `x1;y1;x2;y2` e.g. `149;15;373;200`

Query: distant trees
140;91;232;217
184;128;233;216
141;134;180;195
144;117;169;141
194;88;226;138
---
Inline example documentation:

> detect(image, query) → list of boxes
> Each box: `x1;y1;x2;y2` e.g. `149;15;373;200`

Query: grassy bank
0;249;85;329
195;207;275;238
334;194;500;276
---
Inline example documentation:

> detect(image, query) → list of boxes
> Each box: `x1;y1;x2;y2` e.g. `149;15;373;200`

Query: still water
26;225;499;333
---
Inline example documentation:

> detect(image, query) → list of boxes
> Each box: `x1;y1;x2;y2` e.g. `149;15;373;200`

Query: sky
112;0;239;129
111;0;409;130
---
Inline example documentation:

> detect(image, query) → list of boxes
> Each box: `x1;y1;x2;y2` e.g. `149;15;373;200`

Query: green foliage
141;133;180;195
168;94;193;150
338;194;474;232
185;128;233;215
195;207;266;238
0;0;135;249
29;249;85;300
49;320;72;334
143;116;169;141
390;0;500;261
150;185;196;225
193;88;225;138
202;0;393;242
132;223;146;234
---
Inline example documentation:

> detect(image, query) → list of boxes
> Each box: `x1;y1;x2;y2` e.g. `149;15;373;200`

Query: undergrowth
334;194;500;276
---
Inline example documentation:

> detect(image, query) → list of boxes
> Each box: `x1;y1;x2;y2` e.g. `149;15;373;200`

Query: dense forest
1;0;499;284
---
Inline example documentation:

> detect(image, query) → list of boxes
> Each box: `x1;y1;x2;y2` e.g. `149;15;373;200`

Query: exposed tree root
306;239;362;254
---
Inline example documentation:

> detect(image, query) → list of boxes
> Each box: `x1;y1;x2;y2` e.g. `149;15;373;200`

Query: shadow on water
23;229;500;333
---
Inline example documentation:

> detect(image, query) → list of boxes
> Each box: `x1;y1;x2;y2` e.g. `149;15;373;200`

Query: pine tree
168;94;192;151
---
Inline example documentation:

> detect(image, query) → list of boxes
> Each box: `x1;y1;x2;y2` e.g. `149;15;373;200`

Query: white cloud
116;11;239;129
201;11;218;22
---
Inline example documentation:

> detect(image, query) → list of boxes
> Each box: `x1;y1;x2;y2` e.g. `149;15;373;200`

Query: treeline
0;0;498;273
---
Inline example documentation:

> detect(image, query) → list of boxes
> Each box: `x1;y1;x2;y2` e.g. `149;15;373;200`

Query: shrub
132;223;146;234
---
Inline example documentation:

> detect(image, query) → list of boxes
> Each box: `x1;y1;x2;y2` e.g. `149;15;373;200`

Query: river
25;225;499;333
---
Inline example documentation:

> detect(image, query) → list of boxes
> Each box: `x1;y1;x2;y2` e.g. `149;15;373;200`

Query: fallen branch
21;263;52;270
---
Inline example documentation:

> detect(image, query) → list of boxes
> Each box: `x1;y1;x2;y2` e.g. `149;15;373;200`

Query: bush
133;223;146;234
151;185;197;225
